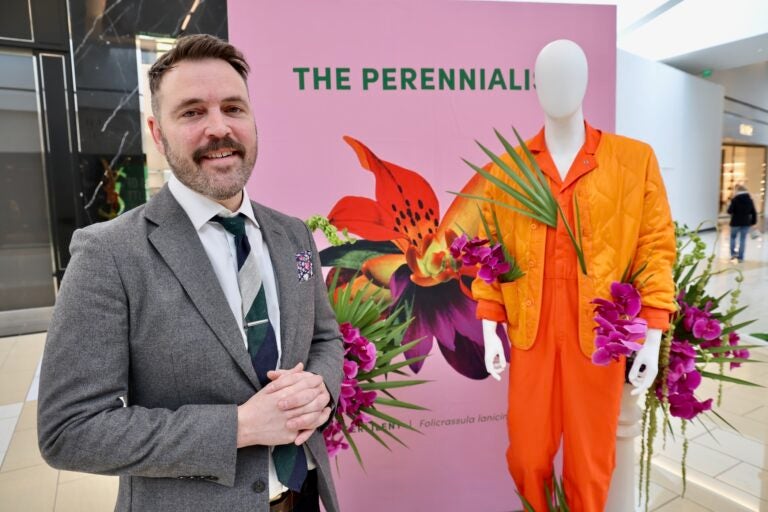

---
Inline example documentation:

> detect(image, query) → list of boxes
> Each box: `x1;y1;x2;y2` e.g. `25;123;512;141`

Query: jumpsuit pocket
500;280;520;329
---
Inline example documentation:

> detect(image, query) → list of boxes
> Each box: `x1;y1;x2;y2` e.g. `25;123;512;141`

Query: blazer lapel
251;203;300;370
144;187;261;389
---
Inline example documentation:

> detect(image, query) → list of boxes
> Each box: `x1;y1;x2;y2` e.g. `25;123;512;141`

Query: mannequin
483;41;661;389
472;40;674;511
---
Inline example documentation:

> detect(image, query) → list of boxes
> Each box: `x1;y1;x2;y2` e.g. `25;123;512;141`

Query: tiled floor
0;225;765;511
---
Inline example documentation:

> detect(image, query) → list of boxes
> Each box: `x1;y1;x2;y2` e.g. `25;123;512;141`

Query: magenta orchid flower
692;318;722;341
591;281;648;366
609;282;643;318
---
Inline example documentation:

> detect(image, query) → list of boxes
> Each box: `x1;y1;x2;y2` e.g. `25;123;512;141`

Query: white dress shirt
168;176;314;500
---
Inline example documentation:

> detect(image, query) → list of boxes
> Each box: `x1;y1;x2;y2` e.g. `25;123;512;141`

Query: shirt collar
167;174;259;231
527;120;601;155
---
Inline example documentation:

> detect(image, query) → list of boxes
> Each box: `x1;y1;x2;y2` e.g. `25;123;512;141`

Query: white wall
616;50;725;229
709;62;768;111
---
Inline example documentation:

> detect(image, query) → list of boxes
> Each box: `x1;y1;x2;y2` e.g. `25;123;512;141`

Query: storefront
0;0;226;336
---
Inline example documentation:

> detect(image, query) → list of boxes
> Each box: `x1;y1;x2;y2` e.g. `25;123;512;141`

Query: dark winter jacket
728;191;757;227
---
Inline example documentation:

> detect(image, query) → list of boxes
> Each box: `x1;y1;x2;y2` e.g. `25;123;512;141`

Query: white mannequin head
534;40;588;120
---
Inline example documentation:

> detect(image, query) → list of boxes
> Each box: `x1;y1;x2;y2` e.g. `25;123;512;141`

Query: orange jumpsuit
473;124;673;511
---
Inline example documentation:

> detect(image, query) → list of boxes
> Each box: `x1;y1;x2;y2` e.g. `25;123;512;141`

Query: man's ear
147;115;166;156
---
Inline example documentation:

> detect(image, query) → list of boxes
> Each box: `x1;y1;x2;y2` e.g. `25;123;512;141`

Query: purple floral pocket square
296;250;313;281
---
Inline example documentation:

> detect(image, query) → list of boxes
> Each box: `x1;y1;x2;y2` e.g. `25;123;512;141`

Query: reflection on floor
0;227;766;511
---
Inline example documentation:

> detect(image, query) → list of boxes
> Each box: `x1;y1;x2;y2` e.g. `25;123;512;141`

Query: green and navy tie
213;214;307;491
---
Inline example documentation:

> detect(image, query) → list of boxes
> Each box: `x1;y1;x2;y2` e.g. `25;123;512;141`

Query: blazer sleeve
634;148;676;330
301;221;344;414
38;229;239;487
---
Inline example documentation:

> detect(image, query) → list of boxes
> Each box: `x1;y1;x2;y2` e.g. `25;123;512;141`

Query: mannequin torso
481;39;661;392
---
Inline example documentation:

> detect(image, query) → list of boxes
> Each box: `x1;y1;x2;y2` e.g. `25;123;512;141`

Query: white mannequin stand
482;40;661;511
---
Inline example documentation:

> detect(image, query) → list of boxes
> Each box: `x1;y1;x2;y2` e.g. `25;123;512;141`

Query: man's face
148;58;257;202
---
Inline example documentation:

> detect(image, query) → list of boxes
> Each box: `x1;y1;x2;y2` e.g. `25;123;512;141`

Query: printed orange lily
326;136;509;379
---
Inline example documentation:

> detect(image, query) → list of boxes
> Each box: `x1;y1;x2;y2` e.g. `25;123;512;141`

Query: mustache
192;137;247;163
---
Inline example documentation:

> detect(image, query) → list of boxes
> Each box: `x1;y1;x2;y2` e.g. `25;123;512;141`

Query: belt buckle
269;490;295;512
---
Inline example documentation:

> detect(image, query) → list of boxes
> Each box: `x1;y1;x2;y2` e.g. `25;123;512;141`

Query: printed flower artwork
323;136;509;379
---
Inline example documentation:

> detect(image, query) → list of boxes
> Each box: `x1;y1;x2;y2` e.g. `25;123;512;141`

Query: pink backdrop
228;1;616;510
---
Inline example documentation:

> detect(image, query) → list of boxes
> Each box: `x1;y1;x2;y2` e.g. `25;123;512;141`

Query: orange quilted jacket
471;129;677;357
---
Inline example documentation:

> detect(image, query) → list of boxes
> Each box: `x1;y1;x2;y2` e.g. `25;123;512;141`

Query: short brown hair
148;34;250;114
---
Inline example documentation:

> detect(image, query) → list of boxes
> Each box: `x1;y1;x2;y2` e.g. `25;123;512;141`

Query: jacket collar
526;121;602;189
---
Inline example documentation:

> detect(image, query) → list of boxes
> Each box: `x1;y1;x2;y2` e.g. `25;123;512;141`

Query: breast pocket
295;249;315;282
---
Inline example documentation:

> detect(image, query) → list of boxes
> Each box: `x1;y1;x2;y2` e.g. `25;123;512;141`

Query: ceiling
505;0;768;74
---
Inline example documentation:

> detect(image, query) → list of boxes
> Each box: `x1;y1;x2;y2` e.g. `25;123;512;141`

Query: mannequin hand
629;328;661;396
482;319;506;381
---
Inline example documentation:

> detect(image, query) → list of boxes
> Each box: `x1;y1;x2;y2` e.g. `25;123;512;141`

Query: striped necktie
212;214;307;491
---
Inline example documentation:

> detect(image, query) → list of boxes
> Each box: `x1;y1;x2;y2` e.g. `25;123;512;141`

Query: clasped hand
237;363;331;448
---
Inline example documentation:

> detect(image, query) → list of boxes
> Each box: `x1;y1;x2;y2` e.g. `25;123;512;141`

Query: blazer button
252;479;267;493
525;299;533;307
530;223;536;230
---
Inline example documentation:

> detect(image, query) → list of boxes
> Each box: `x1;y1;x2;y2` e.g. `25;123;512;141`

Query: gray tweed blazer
37;186;344;512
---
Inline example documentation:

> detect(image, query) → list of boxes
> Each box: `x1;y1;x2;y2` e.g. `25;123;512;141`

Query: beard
162;133;257;201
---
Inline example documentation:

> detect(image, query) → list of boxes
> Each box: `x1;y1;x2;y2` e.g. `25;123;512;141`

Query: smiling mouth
202;150;239;160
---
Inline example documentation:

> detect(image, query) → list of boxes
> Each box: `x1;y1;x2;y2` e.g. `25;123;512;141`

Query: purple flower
671;340;697;359
477;246;511;283
592;298;621;323
323;420;349;457
340;322;378;373
657;338;715;420
328;322;382;456
343;359;359;380
731;347;751;369
449;234;491;266
591;282;648;366
668;393;713;420
692;318;722;341
682;304;706;332
610;282;642;317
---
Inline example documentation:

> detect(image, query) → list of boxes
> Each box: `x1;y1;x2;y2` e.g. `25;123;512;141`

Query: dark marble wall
69;0;228;225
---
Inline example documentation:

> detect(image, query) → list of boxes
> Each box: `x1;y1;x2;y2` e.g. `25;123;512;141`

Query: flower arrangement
308;218;429;466
635;224;761;508
591;281;648;366
321;135;509;380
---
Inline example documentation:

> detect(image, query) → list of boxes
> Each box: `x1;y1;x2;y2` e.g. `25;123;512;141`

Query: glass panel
721;145;735;214
136;35;176;199
734;146;766;215
0;51;55;310
0;0;32;42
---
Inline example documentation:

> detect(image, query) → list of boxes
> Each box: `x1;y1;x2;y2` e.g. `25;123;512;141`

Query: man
37;34;344;512
727;183;758;263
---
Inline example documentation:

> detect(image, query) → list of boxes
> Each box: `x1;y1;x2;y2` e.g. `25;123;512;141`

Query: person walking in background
728;183;757;263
